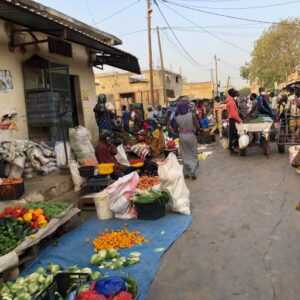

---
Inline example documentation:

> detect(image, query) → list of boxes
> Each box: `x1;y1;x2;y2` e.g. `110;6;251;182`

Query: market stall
0;201;79;276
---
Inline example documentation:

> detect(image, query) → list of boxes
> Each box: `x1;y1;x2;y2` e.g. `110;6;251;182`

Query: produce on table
0;264;101;300
0;206;48;229
0;178;23;185
0;217;34;256
90;249;141;270
166;139;176;150
133;190;170;205
93;229;145;251
136;176;160;191
26;201;70;219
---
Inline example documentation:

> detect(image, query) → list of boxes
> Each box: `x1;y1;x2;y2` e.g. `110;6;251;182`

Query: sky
38;0;300;88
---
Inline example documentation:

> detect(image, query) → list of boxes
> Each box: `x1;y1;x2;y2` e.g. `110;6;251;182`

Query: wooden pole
214;55;219;97
156;26;167;105
147;0;155;105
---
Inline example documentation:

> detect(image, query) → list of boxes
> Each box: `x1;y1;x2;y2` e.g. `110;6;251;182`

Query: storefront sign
0;70;13;92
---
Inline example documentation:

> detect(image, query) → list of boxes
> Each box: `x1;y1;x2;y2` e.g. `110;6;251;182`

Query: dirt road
147;145;300;300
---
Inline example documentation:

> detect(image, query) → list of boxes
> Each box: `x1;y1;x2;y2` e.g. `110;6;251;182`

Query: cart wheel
278;144;285;153
240;148;247;156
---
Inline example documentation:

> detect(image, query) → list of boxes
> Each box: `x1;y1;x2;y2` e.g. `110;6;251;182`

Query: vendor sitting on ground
95;131;131;179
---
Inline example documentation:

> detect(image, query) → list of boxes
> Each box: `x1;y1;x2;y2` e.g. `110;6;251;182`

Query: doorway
69;75;84;126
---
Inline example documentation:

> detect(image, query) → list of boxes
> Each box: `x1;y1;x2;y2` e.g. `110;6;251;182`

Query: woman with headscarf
175;98;200;180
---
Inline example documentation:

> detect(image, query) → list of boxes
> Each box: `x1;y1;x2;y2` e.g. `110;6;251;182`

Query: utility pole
214;55;219;97
226;75;231;91
156;26;167;105
147;0;155;105
210;68;215;97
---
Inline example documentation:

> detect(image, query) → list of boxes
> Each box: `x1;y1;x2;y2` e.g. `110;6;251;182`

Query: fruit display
136;176;160;191
0;206;48;229
26;201;70;219
93;228;145;251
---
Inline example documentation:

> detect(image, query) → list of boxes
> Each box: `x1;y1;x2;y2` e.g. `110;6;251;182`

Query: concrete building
182;81;214;100
0;0;139;143
95;69;183;111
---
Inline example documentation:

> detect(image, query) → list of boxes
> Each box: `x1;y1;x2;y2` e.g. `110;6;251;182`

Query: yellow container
97;163;114;175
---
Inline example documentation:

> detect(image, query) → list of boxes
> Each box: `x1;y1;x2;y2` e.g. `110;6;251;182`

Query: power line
120;27;258;38
161;28;210;70
161;0;279;24
154;0;209;69
161;1;250;54
167;0;300;10
94;0;141;25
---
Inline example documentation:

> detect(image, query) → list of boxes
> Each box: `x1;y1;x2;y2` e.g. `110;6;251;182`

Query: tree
240;64;250;81
239;87;251;97
242;19;300;89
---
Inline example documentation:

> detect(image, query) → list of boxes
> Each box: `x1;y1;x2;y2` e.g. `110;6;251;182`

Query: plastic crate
79;166;95;178
35;273;90;300
83;175;112;194
0;181;25;201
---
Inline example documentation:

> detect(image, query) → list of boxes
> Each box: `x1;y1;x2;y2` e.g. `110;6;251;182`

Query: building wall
182;82;214;99
0;20;98;142
95;70;182;112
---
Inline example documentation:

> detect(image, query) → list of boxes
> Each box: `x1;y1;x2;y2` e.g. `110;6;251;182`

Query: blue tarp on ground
23;214;192;300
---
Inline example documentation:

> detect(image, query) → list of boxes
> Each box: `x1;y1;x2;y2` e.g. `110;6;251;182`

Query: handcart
236;116;274;157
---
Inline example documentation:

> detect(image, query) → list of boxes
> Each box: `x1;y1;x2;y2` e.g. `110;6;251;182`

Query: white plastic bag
158;153;191;215
115;144;130;166
69;160;83;192
55;142;72;167
69;126;97;164
238;133;249;149
104;172;139;219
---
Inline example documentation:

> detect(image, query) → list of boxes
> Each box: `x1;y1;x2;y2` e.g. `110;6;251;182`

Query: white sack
158;153;191;215
104;172;139;219
69;160;83;192
115;144;130;166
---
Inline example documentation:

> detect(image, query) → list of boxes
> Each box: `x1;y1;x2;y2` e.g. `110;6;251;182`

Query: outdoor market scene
1;0;300;299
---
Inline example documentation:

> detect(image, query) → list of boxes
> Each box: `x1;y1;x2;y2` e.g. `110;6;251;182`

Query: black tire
278;144;285;153
240;148;247;156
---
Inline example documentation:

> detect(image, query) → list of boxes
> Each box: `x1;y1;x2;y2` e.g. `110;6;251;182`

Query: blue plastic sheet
23;214;192;300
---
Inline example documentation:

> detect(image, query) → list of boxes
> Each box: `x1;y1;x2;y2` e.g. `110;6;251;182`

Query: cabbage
98;249;108;260
48;263;61;274
44;275;54;287
28;283;39;295
15;292;31;300
107;249;120;259
90;271;102;281
90;254;103;265
38;275;46;284
26;273;39;283
80;267;92;274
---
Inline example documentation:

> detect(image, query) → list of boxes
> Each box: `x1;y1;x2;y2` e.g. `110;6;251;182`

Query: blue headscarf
176;100;190;115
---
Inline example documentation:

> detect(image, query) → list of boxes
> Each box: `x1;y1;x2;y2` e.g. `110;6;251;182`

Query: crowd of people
91;87;300;179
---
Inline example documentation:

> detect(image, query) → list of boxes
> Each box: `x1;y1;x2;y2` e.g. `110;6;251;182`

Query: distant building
95;70;183;111
182;81;214;100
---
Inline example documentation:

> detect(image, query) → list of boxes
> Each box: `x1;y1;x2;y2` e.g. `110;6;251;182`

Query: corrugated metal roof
2;0;121;46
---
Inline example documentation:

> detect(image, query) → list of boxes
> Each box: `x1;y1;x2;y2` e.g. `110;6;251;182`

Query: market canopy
0;0;141;74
